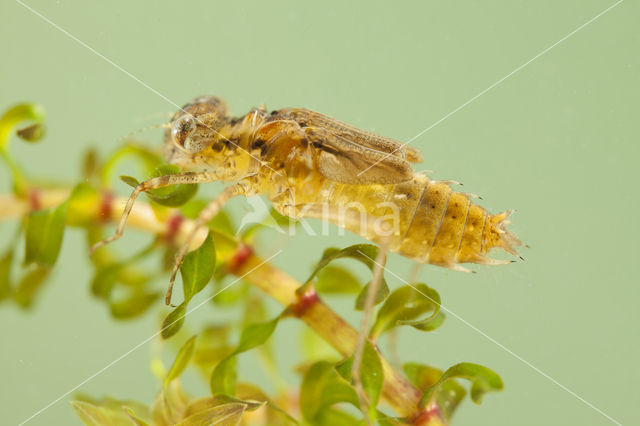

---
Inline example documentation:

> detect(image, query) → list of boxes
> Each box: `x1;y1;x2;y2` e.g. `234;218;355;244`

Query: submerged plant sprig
0;101;504;425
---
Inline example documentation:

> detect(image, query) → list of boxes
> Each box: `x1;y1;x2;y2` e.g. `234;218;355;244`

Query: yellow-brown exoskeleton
92;96;522;304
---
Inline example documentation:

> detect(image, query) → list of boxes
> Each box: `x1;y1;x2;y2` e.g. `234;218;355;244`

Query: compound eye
171;115;198;152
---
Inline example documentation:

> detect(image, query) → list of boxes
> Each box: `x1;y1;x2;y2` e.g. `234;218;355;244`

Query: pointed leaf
305;244;385;286
403;362;466;420
16;123;45;142
335;341;384;417
354;280;390;311
395;284;442;329
120;175;140;188
82;148;98;180
315;265;361;294
419;362;503;408
0;249;13;300
110;291;159;319
184;395;264;418
210;356;237;395
24;200;68;267
370;284;443;338
303;244;389;307
90;266;118;299
409;311;445;332
403;363;443;389
235;383;299;425
123;407;150;426
0;103;45;150
181;232;215;301
161;301;187;339
13;265;50;308
235;315;280;354
147;165;198;207
300;361;359;423
176;403;247;426
71;401;112;426
150;380;189;424
210;314;281;395
67;183;100;227
165;335;197;387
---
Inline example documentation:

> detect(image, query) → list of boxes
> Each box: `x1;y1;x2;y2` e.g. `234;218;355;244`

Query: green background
1;1;638;425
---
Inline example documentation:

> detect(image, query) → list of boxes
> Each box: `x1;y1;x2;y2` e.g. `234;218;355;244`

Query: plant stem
0;188;423;418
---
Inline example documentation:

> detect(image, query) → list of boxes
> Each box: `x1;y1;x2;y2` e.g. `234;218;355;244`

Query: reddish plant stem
0;189;424;419
234;253;422;417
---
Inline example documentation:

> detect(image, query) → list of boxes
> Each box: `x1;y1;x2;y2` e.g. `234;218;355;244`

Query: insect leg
90;172;219;255
166;183;247;305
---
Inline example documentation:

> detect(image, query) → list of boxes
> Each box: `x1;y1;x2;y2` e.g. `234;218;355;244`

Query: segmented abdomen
313;174;521;270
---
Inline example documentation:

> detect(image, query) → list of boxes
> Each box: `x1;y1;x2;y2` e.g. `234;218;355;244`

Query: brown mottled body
165;96;521;272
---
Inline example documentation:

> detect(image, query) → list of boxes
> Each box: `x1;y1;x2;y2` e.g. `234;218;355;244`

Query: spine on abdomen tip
313;174;521;269
385;175;521;270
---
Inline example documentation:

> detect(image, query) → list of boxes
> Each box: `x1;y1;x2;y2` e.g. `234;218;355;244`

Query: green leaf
403;363;466;420
410;311;445;332
210;356;237;395
235;383;299;425
301;327;338;362
110;291;159;319
82;148;99;180
183;395;263;418
71;399;145;426
120;175;140;188
305;244;384;285
16;123;45;142
0;103;46;195
101;143;163;187
335;341;384;418
354;280;391;311
0;103;45;150
150;380;189;423
182;200;235;235
71;401;112;426
181;232;215;301
67;183;100;227
13;265;50;308
165;335;197;387
123;407;150;426
24;200;68;267
210;314;281;395
146;165;197;207
212;281;248;306
0;249;13;301
176;403;247;426
419;362;503;408
299;361;359;424
403;363;443;389
161;302;187;339
303;244;389;307
370;284;443;338
315;265;361;294
235;315;280;354
90;266;118;299
314;408;360;426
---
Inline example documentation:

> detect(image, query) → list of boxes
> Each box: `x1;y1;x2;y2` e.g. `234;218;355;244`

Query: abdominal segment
291;173;521;270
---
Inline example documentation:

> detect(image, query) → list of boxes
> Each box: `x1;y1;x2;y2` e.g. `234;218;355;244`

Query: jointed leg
89;172;218;255
166;183;247;305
